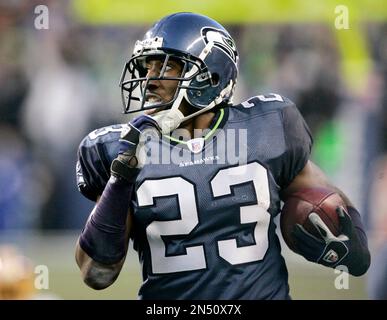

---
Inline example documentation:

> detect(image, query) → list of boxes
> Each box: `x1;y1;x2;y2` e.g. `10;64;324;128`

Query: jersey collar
163;107;229;147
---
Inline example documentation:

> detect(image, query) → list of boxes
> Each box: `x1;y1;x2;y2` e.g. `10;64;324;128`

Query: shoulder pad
76;124;125;201
229;93;293;121
84;124;127;146
240;93;292;111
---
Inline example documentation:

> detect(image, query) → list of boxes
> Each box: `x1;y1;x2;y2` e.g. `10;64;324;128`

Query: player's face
143;57;183;113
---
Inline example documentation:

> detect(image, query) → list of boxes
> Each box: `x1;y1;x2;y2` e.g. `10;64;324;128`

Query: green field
2;231;368;300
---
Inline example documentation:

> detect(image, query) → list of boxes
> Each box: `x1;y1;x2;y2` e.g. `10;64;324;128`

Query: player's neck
173;100;216;140
179;111;216;140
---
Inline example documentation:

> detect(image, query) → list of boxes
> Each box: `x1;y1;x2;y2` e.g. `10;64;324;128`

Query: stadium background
0;0;386;299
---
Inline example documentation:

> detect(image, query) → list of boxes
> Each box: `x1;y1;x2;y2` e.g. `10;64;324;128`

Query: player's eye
165;64;173;72
165;61;183;75
144;63;161;75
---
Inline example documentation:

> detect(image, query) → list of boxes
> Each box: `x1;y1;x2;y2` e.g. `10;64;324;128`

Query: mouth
145;93;162;104
144;93;170;115
144;94;162;114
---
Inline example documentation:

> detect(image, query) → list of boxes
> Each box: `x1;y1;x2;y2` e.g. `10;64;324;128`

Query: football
280;187;345;253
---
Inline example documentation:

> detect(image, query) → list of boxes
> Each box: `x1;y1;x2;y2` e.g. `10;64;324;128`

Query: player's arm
281;160;371;276
75;194;132;290
281;160;353;205
75;115;161;290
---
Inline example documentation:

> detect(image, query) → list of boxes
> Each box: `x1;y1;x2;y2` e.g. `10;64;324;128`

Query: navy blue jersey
76;94;312;299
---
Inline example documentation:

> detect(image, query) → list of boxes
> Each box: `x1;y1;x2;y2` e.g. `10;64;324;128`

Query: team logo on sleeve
201;27;238;64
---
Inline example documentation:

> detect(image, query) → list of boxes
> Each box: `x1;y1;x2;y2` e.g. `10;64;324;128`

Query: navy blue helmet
119;12;239;122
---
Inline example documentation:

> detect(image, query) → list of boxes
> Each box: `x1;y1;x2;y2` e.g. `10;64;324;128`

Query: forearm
75;240;126;289
75;115;158;289
78;176;133;266
283;161;371;276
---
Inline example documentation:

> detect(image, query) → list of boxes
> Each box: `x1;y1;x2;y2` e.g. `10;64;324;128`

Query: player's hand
110;115;161;182
291;206;366;272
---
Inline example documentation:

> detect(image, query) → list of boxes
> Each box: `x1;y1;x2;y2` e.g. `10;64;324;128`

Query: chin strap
151;108;186;134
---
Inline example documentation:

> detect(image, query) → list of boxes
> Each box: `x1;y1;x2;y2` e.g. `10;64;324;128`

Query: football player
75;12;370;299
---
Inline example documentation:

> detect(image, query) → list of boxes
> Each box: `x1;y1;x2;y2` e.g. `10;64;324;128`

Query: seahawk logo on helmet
201;27;238;65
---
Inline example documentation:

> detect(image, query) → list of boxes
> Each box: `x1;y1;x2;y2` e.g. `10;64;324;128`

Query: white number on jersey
241;93;284;108
137;162;271;274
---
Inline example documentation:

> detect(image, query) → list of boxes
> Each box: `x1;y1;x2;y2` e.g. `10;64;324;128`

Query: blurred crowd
0;1;386;298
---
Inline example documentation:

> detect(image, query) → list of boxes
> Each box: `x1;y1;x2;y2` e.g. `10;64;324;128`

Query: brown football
280;187;345;253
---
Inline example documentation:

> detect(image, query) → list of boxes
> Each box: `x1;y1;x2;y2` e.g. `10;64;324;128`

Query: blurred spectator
240;25;344;176
367;24;387;299
0;125;43;229
0;245;35;299
20;4;101;228
368;155;387;300
0;244;60;299
0;1;54;230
